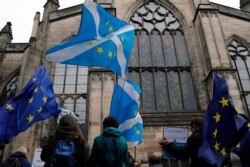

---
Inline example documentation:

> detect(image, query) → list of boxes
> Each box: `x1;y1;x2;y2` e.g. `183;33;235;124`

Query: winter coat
2;151;31;167
233;128;250;167
40;130;87;167
164;129;213;167
89;127;129;167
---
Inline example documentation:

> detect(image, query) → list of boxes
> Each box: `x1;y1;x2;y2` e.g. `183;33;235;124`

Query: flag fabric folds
45;0;134;78
198;74;247;167
110;78;143;144
0;66;61;143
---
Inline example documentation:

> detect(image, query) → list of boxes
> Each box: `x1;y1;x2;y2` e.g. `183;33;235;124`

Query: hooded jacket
89;127;129;167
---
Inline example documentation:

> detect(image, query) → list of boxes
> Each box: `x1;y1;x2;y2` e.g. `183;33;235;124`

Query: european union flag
0;66;61;143
110;78;143;144
45;0;134;78
198;74;247;167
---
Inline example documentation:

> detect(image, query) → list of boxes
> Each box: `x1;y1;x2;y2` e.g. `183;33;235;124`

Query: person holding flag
198;74;248;167
159;118;212;167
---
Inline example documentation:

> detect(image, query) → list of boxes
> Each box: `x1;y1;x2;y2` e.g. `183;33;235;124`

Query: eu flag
0;66;61;143
198;74;247;167
110;78;143;145
45;0;134;78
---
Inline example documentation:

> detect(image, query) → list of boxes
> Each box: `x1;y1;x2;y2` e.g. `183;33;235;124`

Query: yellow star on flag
42;96;48;103
247;123;250;128
105;20;110;25
213;128;218;138
38;107;43;113
108;51;113;58
121;36;125;42
219;97;229;107
87;41;94;46
26;114;34;123
32;77;37;82
33;87;38;93
220;148;227;156
213;112;221;123
109;26;113;32
118;45;122;52
96;47;104;54
6;104;14;111
214;141;220;151
28;97;34;103
135;129;141;135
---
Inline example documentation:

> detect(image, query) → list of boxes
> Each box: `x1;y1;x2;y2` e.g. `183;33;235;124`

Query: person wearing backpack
1;146;31;167
40;114;88;167
89;116;129;167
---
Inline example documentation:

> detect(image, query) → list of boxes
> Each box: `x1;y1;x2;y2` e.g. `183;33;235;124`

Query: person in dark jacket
2;146;31;167
233;114;250;167
159;118;213;167
40;114;88;167
148;155;163;167
89;116;129;167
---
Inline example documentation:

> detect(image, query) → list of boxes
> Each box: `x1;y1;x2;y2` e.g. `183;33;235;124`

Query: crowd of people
1;114;249;167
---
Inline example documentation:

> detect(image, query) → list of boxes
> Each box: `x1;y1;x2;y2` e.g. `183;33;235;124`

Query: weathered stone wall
0;53;23;78
1;0;250;166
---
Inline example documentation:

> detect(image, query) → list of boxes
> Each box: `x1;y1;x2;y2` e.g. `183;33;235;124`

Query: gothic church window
53;63;88;123
228;39;250;113
128;0;197;112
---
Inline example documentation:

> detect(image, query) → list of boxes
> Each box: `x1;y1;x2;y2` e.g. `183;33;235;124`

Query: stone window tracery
128;0;197;112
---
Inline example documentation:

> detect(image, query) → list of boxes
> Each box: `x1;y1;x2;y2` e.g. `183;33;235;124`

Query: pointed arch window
53;64;88;124
228;39;250;113
128;0;197;112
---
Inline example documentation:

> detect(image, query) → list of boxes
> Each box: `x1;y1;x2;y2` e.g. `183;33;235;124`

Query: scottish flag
45;0;134;78
0;66;61;143
198;74;248;167
110;78;143;144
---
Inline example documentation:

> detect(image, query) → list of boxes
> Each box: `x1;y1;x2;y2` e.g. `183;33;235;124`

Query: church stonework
1;0;250;166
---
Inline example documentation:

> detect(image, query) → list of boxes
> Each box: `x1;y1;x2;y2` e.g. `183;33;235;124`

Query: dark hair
58;114;85;142
190;118;204;128
103;116;119;129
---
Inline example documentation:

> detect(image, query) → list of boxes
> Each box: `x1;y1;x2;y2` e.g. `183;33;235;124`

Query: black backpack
2;156;24;167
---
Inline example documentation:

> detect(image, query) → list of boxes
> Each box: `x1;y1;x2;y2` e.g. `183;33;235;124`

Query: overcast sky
0;0;240;42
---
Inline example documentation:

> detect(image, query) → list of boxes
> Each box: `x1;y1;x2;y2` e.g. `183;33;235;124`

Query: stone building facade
0;0;250;166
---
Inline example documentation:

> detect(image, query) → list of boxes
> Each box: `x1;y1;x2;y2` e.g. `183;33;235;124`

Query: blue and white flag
45;0;134;78
110;78;143;144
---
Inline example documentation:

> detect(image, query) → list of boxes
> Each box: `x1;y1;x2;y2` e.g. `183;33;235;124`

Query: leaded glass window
128;0;197;112
53;64;88;123
0;68;20;106
228;39;250;113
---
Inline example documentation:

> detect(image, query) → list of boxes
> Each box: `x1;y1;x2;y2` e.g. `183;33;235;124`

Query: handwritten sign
163;127;188;143
32;148;45;167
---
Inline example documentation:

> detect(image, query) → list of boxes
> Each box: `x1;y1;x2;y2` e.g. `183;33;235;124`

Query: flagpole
134;145;137;163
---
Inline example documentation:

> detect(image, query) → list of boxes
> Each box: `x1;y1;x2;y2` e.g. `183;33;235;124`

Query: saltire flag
110;78;143;144
0;66;61;143
198;74;248;167
45;0;134;78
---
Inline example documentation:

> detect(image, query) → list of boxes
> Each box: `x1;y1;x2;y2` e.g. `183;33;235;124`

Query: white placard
163;127;188;143
32;148;45;167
